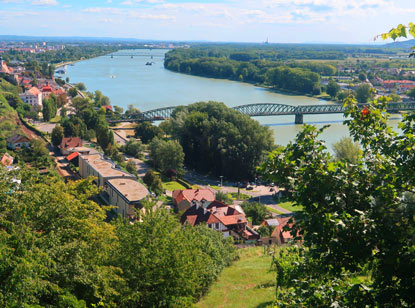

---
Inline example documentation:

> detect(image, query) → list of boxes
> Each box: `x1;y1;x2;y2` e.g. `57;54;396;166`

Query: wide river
61;49;400;149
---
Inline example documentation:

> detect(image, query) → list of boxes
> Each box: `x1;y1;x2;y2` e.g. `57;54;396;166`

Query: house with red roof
19;87;42;108
59;137;82;155
7;134;31;150
66;151;79;166
270;215;297;245
102;105;113;112
173;188;215;212
180;200;259;243
41;85;53;98
1;153;14;167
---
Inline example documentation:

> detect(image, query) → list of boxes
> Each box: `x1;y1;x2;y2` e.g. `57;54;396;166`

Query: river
60;49;400;149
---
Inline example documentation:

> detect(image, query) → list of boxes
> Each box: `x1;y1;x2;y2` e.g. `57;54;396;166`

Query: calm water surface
62;49;401;149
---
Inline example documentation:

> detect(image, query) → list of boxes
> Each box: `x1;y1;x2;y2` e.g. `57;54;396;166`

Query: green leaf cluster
260;95;415;307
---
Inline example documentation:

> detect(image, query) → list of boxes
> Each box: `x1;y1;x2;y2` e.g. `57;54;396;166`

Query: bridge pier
295;113;303;124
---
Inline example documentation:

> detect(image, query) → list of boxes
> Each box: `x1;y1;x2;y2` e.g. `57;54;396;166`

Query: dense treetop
170;101;274;180
0;170;237;307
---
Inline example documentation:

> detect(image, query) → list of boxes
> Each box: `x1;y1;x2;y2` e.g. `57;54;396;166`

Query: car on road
246;186;254;190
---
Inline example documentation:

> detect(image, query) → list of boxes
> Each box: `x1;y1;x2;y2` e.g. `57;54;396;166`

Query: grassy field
277;201;303;212
196;247;276;308
163;180;187;191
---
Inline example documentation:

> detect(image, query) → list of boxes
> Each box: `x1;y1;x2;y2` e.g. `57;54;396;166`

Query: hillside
384;38;415;49
196;246;276;308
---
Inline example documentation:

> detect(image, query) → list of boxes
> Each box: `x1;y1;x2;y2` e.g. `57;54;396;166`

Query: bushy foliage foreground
0;171;236;307
261;97;415;307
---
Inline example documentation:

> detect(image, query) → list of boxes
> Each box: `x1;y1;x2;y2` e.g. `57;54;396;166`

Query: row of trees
164;52;324;94
0;170;237;307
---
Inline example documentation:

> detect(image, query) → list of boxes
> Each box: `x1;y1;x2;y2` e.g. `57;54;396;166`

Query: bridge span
107;102;415;125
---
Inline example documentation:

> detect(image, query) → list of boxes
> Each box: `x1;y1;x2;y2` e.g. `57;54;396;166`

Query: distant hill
384;39;415;49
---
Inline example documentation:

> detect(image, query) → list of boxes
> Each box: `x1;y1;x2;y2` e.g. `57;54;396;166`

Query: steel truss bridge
107;102;415;125
105;53;164;58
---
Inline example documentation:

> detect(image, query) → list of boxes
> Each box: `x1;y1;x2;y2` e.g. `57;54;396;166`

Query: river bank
60;48;366;147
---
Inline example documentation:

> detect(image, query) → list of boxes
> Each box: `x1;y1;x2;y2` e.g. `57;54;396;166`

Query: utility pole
220;175;223;187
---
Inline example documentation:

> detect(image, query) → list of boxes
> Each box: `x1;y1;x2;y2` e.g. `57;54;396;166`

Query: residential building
260;215;297;246
172;188;215;212
7;134;30;150
60;137;82;155
19;86;42;108
78;153;149;218
106;178;149;219
180;200;259;243
1;153;14;167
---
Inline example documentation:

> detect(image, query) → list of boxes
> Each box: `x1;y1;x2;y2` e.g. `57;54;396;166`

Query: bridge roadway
107;102;415;125
106;54;164;58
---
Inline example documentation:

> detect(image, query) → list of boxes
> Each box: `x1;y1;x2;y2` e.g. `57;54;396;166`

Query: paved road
183;170;292;213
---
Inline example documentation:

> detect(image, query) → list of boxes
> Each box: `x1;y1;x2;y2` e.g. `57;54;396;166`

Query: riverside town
0;1;415;307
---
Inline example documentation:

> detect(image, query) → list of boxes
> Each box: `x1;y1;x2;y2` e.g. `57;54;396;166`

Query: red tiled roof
27;87;41;96
66;151;79;161
383;80;415;84
102;105;113;112
60;137;82;150
1;153;13;166
173;189;215;204
42;86;52;92
186;215;198;226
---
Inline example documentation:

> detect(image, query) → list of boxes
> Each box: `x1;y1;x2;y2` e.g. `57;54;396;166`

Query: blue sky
0;0;414;43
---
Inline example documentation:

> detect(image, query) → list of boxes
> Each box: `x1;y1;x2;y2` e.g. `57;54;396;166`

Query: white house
19;87;42;109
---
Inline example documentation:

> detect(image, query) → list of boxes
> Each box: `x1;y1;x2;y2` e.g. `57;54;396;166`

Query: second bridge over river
107;102;415;124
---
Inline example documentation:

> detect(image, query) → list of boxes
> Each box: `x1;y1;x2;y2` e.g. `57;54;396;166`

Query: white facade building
19;87;42;108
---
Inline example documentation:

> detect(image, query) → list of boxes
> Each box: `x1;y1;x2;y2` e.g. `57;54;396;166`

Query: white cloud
31;0;58;5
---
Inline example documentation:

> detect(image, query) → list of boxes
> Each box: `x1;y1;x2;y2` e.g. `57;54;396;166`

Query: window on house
215;223;219;229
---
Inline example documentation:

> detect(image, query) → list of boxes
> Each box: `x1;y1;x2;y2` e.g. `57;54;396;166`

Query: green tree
407;87;415;100
332;137;361;164
96;122;114;153
354;83;373;104
125;104;141;115
172;102;274;180
143;169;156;187
75;82;86;91
149;137;185;175
122;139;143;158
325;79;340;98
336;90;349;102
241;201;267;225
51;125;64;147
126;159;136;175
358;72;367;81
68;87;78;98
143;169;164;195
215;191;232;204
42;98;55;121
135;122;163;144
0;172;123;307
260;96;415;307
113;201;236;307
